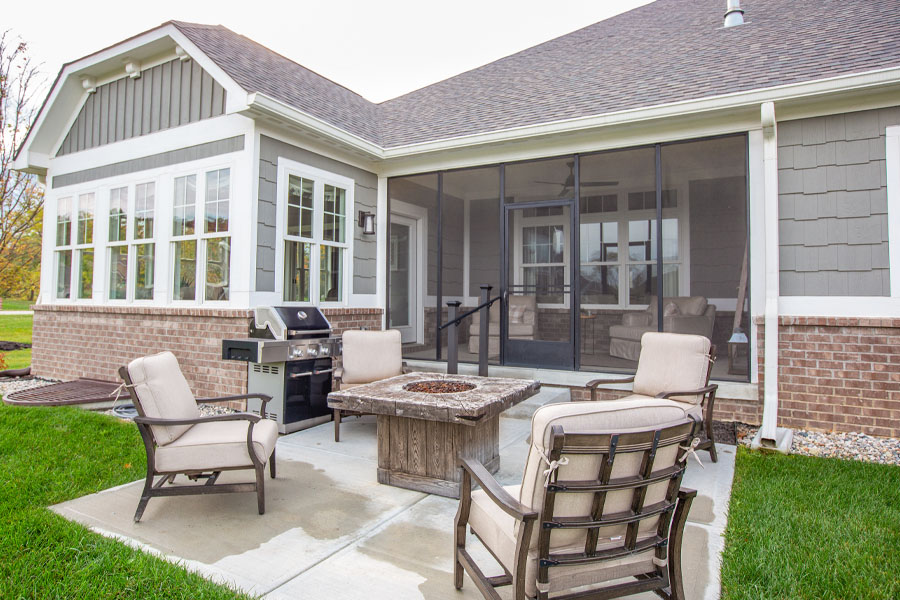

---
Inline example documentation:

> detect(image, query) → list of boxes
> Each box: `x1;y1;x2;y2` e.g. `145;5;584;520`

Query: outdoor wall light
358;211;376;235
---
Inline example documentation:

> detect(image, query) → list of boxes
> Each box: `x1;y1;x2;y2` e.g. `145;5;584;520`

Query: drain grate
3;378;121;407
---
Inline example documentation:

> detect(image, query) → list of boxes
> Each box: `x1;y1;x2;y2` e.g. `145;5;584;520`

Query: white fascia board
16;23;249;172
244;93;383;160
779;297;900;318
380;66;900;160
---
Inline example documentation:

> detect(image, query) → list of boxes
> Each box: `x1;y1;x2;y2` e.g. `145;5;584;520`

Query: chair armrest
401;362;412;374
458;457;537;522
333;367;344;383
585;376;635;401
196;393;272;406
586;377;635;388
655;384;717;399
677;487;698;501
134;412;261;427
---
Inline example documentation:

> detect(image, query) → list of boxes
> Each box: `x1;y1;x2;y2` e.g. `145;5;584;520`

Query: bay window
204;169;230;301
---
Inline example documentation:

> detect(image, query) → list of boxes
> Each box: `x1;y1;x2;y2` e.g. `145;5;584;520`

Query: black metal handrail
438;295;502;330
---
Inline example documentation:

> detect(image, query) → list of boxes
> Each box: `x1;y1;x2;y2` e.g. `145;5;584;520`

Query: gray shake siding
57;59;226;156
257;135;378;295
778;106;900;296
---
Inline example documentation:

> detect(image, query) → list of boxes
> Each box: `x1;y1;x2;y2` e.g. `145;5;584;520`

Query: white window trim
167;165;234;305
53;195;75;301
275;157;355;307
506;193;691;311
42;153;241;308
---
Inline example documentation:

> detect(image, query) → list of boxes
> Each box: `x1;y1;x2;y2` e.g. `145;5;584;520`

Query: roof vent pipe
724;0;745;27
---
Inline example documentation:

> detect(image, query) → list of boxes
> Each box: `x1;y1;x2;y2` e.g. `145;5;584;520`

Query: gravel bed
736;423;900;465
0;376;58;399
104;402;237;420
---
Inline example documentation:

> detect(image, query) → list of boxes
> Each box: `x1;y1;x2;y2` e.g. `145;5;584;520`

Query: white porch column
754;101;793;452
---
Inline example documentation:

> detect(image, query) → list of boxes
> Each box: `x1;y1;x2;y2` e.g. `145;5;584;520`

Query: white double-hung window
280;161;352;304
170;167;231;302
55;193;96;300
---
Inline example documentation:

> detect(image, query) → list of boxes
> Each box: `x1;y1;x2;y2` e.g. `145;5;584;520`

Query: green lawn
721;447;900;599
1;299;33;311
0;314;32;370
0;403;252;599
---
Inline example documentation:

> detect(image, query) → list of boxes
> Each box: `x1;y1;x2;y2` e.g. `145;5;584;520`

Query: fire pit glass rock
403;380;476;394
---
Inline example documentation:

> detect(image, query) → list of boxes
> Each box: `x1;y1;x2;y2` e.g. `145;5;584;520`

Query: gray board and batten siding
778;106;900;296
52;136;244;188
257;135;378;295
57;58;226;157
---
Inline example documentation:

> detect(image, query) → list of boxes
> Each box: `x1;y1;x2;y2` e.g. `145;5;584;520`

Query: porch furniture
609;296;716;361
327;372;539;498
118;351;277;522
468;295;537;356
333;329;407;442
454;398;700;600
586;332;718;462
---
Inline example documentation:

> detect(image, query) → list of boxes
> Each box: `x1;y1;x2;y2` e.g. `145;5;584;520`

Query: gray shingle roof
173;0;900;150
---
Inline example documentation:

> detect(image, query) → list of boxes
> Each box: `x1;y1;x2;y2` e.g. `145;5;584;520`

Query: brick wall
31;305;383;399
757;316;900;437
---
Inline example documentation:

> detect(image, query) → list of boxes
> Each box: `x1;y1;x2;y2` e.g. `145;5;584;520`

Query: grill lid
253;306;332;340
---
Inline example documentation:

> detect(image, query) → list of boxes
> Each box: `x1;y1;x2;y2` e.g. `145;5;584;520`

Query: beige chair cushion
155;419;278;473
341;329;403;385
632;332;711;404
126;351;199;445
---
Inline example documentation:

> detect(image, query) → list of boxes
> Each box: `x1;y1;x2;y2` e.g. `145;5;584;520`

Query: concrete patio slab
51;387;734;599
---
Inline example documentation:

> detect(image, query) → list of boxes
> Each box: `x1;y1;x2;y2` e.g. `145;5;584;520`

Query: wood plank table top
327;372;541;426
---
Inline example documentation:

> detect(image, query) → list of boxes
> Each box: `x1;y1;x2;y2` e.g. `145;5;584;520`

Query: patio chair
118;351;277;522
455;399;701;600
586;332;719;462
333;329;407;442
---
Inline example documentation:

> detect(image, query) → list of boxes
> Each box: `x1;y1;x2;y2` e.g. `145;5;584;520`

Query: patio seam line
260;493;431;596
274;441;379;465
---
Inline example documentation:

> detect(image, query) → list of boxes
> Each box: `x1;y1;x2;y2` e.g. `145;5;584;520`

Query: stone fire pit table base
327;373;540;498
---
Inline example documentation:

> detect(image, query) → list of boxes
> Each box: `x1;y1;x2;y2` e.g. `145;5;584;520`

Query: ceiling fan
536;161;617;197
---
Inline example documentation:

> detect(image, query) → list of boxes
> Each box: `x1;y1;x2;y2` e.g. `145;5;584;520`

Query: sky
6;0;654;103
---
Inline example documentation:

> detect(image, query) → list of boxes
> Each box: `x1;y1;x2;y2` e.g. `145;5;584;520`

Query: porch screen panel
505;157;572;203
389;174;439;360
579;147;655;371
443;166;500;365
661;135;748;381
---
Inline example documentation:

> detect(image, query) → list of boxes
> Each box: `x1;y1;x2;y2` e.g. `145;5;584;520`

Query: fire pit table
327;372;540;498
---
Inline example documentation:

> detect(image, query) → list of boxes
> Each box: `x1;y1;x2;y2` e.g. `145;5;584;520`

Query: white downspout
753;101;793;452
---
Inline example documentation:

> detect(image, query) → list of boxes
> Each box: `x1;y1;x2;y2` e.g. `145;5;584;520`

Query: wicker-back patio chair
454;399;701;600
119;351;277;522
586;332;719;462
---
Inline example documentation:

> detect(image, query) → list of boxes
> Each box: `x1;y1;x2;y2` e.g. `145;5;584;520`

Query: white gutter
242;92;384;160
753;101;792;453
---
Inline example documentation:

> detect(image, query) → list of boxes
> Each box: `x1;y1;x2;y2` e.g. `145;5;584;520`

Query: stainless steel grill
222;306;342;433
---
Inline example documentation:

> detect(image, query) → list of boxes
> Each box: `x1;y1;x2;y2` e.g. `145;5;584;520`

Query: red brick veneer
31;305;383;399
756;316;900;438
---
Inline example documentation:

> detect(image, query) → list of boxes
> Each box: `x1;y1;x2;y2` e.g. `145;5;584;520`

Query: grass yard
0;314;32;370
0;402;251;599
1;299;33;311
721;447;900;599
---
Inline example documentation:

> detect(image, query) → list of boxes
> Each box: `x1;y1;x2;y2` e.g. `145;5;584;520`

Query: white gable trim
15;23;249;175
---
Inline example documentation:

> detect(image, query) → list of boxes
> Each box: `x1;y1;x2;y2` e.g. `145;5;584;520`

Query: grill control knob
307;346;319;357
319;344;330;356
